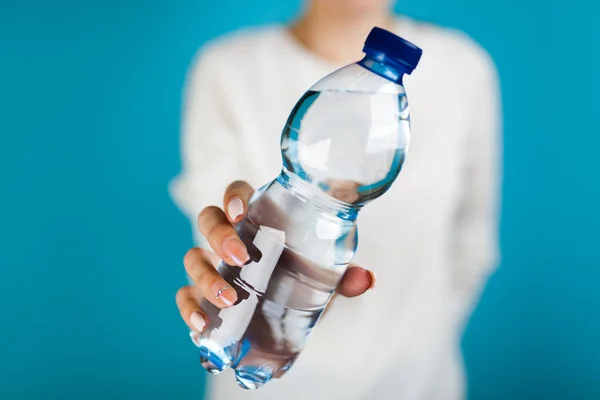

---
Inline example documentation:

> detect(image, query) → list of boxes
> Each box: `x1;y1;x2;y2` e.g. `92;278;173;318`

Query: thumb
337;265;376;298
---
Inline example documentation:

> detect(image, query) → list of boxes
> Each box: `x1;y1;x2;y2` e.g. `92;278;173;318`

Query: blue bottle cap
363;27;423;74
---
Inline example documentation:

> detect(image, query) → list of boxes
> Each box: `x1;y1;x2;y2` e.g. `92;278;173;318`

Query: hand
175;180;376;333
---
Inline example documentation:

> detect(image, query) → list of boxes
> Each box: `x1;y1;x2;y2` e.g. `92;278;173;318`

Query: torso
201;18;488;400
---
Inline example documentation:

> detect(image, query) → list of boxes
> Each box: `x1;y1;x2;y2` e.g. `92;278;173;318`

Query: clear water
197;216;337;389
281;89;410;206
195;64;411;388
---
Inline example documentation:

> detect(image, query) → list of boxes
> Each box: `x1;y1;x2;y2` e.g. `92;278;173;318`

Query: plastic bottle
195;27;422;389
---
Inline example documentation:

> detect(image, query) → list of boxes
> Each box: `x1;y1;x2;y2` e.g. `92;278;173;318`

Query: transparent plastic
194;57;412;389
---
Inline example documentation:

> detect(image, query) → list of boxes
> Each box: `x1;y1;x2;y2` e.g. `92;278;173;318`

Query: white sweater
170;16;501;400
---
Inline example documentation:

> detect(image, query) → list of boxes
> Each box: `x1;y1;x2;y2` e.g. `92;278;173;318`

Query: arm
450;50;502;333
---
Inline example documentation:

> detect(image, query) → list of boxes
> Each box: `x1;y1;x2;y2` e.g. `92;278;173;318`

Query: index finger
224;180;254;223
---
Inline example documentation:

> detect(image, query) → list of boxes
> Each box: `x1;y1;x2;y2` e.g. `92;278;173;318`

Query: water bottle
194;27;422;389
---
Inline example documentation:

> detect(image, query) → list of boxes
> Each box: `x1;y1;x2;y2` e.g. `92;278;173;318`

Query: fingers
223;181;254;223
183;248;238;308
198;206;250;267
176;285;207;332
337;265;376;298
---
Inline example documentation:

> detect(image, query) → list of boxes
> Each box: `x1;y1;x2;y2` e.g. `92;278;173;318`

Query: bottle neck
358;53;409;84
276;169;360;222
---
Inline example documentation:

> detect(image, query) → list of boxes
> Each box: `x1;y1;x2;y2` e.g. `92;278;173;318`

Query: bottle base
235;366;271;390
198;340;233;374
197;337;298;389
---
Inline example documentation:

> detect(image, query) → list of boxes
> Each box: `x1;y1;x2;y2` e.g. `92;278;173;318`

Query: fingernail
227;197;244;221
190;312;206;332
367;270;377;290
222;237;250;266
212;281;238;307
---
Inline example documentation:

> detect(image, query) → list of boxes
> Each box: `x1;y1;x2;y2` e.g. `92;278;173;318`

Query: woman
170;0;501;399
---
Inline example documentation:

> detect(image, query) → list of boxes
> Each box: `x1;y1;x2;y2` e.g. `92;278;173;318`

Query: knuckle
198;206;221;225
206;222;234;244
226;180;252;197
183;248;218;285
195;269;209;284
175;286;192;307
225;180;244;192
183;247;202;269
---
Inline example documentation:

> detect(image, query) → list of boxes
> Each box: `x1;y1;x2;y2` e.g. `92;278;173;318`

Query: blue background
1;1;598;399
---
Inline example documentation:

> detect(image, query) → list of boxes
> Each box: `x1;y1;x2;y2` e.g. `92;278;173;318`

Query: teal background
1;1;598;399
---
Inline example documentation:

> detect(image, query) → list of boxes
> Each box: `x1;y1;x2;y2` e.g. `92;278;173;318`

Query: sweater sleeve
169;47;253;246
449;46;503;332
